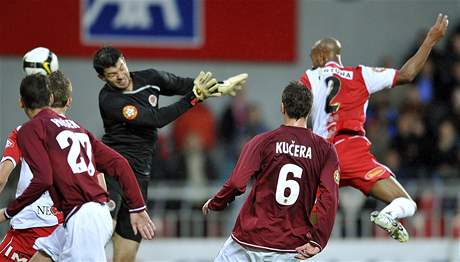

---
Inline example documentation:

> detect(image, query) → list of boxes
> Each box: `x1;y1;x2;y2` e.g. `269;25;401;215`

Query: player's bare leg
29;251;52;262
112;233;140;262
369;176;417;242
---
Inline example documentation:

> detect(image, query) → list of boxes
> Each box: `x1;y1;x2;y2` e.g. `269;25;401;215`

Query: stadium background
1;0;460;261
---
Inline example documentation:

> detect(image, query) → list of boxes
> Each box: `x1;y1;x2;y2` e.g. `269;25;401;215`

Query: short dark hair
93;46;123;76
282;81;313;119
20;74;51;109
49;70;71;108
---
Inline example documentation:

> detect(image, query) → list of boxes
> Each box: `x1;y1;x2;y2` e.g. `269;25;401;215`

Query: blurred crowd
151;21;460;188
367;21;460;181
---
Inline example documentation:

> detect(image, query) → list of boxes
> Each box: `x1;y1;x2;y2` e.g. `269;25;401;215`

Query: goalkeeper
92;46;247;262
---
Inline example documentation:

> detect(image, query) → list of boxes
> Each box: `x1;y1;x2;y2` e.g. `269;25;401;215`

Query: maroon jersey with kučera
6;109;145;220
208;125;339;252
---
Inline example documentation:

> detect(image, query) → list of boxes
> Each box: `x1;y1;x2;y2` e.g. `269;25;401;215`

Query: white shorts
214;237;299;262
34;202;113;262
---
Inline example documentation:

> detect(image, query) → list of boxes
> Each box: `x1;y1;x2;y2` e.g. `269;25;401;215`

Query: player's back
232;125;334;251
300;61;397;138
18;109;107;217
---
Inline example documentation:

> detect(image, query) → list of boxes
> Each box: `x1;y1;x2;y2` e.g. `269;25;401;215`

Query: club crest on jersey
122;105;138;120
148;95;158;107
364;166;386;180
334;169;340;185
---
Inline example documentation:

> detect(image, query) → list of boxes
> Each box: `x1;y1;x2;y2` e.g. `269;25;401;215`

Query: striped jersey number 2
56;130;95;176
275;164;303;205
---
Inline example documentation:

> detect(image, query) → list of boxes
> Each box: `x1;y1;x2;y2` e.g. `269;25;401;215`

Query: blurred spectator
391;110;432;178
240;104;268;142
173;104;216;151
431;118;460;179
171;104;218;184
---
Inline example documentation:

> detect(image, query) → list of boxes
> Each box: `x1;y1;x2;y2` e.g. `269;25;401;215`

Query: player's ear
18;98;24;109
66;97;72;109
49;94;54;107
280;103;285;114
97;74;106;81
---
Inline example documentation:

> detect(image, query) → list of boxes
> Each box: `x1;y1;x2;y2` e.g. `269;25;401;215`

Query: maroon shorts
0;226;58;261
333;135;392;195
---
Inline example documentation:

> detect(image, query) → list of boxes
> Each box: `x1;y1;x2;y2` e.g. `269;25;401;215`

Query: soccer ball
23;47;59;76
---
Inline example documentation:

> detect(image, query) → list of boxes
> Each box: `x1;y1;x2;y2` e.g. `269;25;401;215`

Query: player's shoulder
17;116;43;138
132;68;161;81
309;130;334;151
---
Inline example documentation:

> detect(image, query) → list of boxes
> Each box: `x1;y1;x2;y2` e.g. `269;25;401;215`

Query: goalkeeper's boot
370;211;409;243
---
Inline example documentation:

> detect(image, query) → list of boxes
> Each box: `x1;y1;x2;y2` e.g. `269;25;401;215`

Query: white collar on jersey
325;61;342;68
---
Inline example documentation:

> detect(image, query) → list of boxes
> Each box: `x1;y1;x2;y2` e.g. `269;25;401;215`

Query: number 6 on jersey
275;164;303;205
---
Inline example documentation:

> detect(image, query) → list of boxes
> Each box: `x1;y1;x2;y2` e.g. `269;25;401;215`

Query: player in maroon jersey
299;14;448;242
0;73;155;261
0;71;109;262
203;82;339;261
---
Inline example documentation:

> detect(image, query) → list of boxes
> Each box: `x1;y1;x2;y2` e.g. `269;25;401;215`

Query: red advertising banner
0;0;296;62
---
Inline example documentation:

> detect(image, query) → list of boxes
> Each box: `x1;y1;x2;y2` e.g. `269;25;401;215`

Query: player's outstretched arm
396;13;448;85
130;210;156;240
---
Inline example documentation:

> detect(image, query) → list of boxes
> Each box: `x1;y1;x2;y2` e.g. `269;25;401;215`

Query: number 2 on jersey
56;130;95;176
325;76;341;113
275;164;303;206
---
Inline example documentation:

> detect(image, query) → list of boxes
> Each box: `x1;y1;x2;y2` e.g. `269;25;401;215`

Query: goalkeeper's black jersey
98;69;196;176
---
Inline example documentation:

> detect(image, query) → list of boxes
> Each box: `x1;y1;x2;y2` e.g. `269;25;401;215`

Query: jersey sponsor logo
321;67;354;80
334;169;340;185
364;166;386;180
4;246;28;262
81;0;202;47
122;105;138;120
36;205;56;216
148;94;158;107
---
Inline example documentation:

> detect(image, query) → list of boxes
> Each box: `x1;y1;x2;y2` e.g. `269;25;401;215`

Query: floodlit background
1;0;460;261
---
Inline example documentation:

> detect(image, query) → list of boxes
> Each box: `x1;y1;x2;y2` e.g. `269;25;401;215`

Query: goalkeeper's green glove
192;71;218;101
216;73;248;96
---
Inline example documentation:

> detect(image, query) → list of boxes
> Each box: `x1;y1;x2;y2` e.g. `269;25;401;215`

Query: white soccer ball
23;47;59;76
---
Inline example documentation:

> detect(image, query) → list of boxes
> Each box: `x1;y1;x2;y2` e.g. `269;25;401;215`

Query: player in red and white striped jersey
299;14;448;242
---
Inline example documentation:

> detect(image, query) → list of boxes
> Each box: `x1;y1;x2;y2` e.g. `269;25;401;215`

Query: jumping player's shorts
0;226;57;262
34;202;112;262
106;174;149;243
214;237;299;262
333;135;393;195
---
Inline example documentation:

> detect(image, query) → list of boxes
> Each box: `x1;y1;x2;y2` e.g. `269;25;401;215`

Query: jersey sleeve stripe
391;69;399;88
308;240;323;251
299;73;312;90
0;156;16;168
4;209;11;219
129;206;146;213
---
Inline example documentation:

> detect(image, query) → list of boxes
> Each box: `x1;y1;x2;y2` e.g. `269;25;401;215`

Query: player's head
281;81;313;119
310;37;342;68
19;74;52;116
49;70;72;112
93;46;131;90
